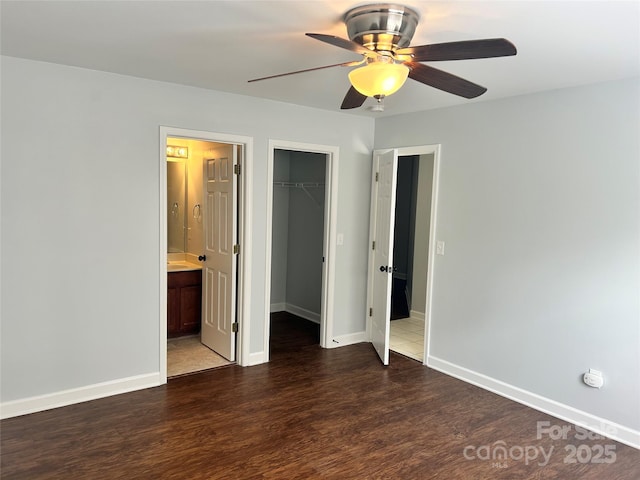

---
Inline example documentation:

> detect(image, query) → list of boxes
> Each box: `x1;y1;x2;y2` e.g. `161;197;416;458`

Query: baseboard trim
0;373;161;420
271;303;320;324
328;331;367;348
410;310;425;322
427;356;640;450
270;302;286;313
285;304;320;324
247;351;267;366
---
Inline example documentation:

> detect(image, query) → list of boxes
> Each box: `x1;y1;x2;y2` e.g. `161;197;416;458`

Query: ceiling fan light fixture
348;62;409;97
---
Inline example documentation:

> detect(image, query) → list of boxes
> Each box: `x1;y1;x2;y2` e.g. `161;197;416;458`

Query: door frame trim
366;144;440;364
159;126;253;381
264;140;339;357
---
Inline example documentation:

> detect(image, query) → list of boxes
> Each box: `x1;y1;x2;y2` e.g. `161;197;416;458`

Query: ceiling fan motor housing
344;3;420;53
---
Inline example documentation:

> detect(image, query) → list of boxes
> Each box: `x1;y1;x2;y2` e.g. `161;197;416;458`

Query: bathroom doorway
159;127;253;381
264;140;339;360
388;153;435;363
367;145;440;366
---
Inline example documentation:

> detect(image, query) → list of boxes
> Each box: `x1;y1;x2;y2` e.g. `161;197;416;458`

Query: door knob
379;265;388;272
198;255;206;261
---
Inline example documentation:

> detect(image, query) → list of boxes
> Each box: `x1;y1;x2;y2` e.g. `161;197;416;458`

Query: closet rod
273;181;324;188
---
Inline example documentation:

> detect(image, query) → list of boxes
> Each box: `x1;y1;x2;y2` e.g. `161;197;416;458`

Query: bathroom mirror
167;160;187;253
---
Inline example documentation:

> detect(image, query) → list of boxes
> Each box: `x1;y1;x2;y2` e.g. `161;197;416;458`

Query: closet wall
271;149;326;321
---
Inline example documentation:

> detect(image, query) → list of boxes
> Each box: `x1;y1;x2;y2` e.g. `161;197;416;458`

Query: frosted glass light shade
348;62;410;97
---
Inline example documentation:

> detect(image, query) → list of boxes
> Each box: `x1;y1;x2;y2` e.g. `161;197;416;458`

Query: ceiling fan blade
397;38;516;62
341;86;367;109
306;33;373;56
248;60;361;83
407;62;487;99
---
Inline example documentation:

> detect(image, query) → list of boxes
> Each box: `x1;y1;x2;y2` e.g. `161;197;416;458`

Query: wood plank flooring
2;317;639;479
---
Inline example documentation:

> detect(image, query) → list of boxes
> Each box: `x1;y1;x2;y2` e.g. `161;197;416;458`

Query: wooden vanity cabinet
167;270;202;337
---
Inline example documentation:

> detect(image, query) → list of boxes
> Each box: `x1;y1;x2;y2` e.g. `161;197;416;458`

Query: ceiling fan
248;3;517;111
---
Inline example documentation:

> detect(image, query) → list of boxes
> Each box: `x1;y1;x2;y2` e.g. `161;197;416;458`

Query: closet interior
270;149;327;339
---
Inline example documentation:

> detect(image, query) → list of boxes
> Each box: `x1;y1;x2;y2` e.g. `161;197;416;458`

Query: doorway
388;153;435;362
159;127;253;382
264;140;339;360
165;137;236;377
366;145;440;366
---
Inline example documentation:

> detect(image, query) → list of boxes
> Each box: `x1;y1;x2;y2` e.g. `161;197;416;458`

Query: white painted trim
422;145;440;364
159;127;253;374
328;331;367;348
427;356;640;450
285;304;321;324
270;302;287;313
323;147;339;348
365;151;384;341
265;140;339;357
237;141;253;368
159;133;169;382
0;373;160;420
264;144;276;363
247;351;267;366
270;303;320;323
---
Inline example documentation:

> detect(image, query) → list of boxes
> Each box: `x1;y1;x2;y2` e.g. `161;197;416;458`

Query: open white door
201;144;237;361
369;149;399;365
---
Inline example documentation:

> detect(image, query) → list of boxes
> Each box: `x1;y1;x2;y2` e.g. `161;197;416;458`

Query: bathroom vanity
167;269;202;337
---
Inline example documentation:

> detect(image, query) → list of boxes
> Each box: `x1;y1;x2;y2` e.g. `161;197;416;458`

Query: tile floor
167;335;233;377
389;316;425;362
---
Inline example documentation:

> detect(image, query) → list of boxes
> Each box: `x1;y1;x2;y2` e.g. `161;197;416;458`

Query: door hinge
232;322;239;333
233;244;240;254
375;172;379;182
234;164;241;175
372;241;376;250
369;307;373;317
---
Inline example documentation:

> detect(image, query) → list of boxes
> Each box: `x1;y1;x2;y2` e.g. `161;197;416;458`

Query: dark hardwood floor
2;319;639;479
270;311;320;358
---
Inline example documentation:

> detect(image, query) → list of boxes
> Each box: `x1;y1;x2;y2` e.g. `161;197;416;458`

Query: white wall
375;78;640;435
0;56;374;405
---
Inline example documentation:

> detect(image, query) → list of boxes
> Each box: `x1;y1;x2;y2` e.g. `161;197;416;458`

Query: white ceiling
1;1;639;117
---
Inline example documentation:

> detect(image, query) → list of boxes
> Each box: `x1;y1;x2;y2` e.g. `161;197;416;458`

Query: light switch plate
436;241;445;255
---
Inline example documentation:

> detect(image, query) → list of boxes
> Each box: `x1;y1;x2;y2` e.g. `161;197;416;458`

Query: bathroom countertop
167;262;203;272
